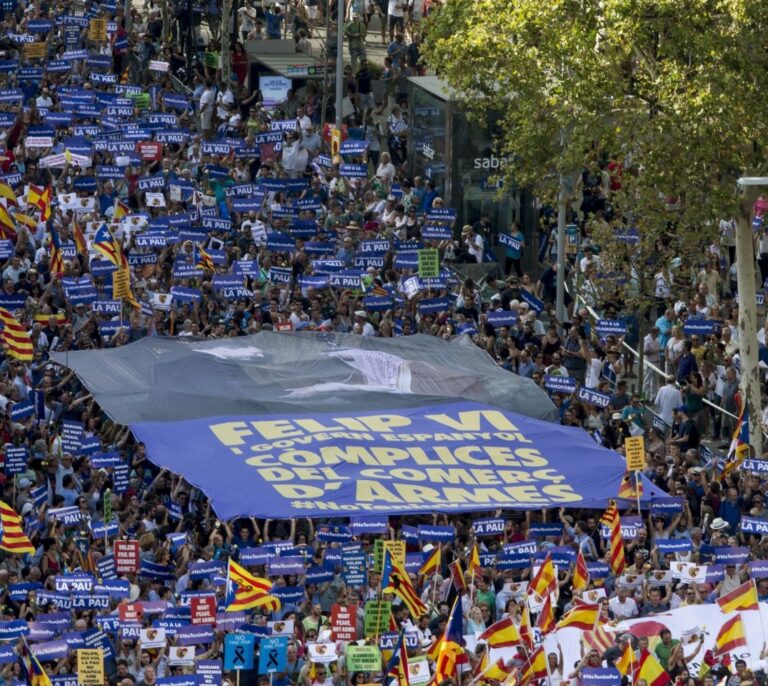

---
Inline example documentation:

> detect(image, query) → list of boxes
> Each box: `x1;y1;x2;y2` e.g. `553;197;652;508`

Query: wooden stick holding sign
624;435;645;514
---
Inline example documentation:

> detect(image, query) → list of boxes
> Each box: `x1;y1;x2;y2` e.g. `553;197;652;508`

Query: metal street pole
334;0;344;129
736;177;766;457
555;174;566;332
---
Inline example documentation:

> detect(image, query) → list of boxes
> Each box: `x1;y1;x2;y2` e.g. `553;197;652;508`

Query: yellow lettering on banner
424;410;519;432
210;421;253;446
274;484;324;498
356;414;411;432
252;419;303;440
357;480;403;503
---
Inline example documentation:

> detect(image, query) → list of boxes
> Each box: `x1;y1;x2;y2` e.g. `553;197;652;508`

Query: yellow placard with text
624;436;645;471
77;648;105;686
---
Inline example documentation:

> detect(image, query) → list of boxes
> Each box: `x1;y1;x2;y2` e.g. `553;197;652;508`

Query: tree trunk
221;0;232;84
636;270;646;400
735;187;764;457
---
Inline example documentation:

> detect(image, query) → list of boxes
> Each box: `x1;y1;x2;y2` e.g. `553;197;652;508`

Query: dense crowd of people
0;1;765;686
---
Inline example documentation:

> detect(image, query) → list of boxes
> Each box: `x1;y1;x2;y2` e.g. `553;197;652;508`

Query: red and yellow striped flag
600;501;626;576
635;649;671;686
556;603;600;631
535;594;556;636
716;580;759;614
528;552;557;599
419;546;440;576
573;549;590;591
478;617;521;648
615;640;634;677
0;500;35;554
520;647;547;685
714;614;747;656
0;308;33;361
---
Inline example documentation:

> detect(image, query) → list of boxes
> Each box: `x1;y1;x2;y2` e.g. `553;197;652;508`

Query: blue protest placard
741;517;768;535
224;633;255;670
580;668;622;686
655;539;692;555
544;375;576;394
576;386;611;408
4;445;28;475
258;636;288;674
417;525;455;542
472;518;506;537
341;550;367;586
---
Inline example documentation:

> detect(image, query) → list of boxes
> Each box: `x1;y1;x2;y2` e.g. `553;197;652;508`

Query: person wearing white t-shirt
608;586;638;620
387;0;405;41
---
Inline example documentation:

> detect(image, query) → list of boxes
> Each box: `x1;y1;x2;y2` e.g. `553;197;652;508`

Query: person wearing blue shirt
264;6;284;39
655;308;675;349
718;486;743;531
676;341;698;383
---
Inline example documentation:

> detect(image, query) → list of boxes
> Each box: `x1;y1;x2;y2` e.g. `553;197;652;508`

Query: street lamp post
735;176;766;458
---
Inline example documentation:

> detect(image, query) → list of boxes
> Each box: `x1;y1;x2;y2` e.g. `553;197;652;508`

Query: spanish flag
600;501;626;576
714;614;747;656
12;212;37;229
520;647;547;684
113;199;132;221
0;500;35;554
0;308;33;361
478;617;521;648
572;549;590;592
519;604;534;651
528;552;557;599
0;180;17;207
0;203;17;241
635;649;671;686
480;658;512;682
467;543;481;576
448;558;467;593
615;640;634;677
555;603;600;631
535;594;556;636
419;545;440;577
716;580;759;614
27;185;51;221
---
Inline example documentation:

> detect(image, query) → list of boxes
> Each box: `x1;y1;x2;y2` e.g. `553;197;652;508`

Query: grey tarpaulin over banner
51;331;558;424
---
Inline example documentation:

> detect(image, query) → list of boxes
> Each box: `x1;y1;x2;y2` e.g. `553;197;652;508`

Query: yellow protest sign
22;43;47;60
112;267;131;300
383;540;406;568
77;648;105;685
624;436;645;471
88;18;107;42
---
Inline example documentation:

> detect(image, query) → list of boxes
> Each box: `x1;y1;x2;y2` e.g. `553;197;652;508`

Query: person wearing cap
353;310;374;336
457;224;484;264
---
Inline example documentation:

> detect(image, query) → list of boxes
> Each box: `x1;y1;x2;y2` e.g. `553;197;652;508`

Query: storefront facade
407;76;538;271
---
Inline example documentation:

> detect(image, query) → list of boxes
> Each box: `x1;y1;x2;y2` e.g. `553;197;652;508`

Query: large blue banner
132;402;629;518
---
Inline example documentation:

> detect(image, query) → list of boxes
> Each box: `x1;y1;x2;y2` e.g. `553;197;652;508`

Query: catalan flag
615;640;634;677
49;225;64;276
382;549;428;619
93;224;127;268
249;594;281;613
721;402;750;481
371;284;389;296
635;649;671;686
384;630;410;686
555;603;600;631
434;596;466;684
467;543;481;576
520;646;547;684
714;614;746;656
618;470;643;499
72;220;87;255
419;545;440;577
225;558;273;611
716;579;759;614
195;243;215;271
0;500;35;554
582;623;615;655
34;312;67;326
600;501;626;576
535;594;556;636
20;635;52;686
528;552;557;599
572;549;590;591
0;308;33;361
478;617;521;649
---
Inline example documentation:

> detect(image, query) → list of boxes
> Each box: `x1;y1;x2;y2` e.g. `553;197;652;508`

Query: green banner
346;645;382;672
363;600;391;637
418;249;440;278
